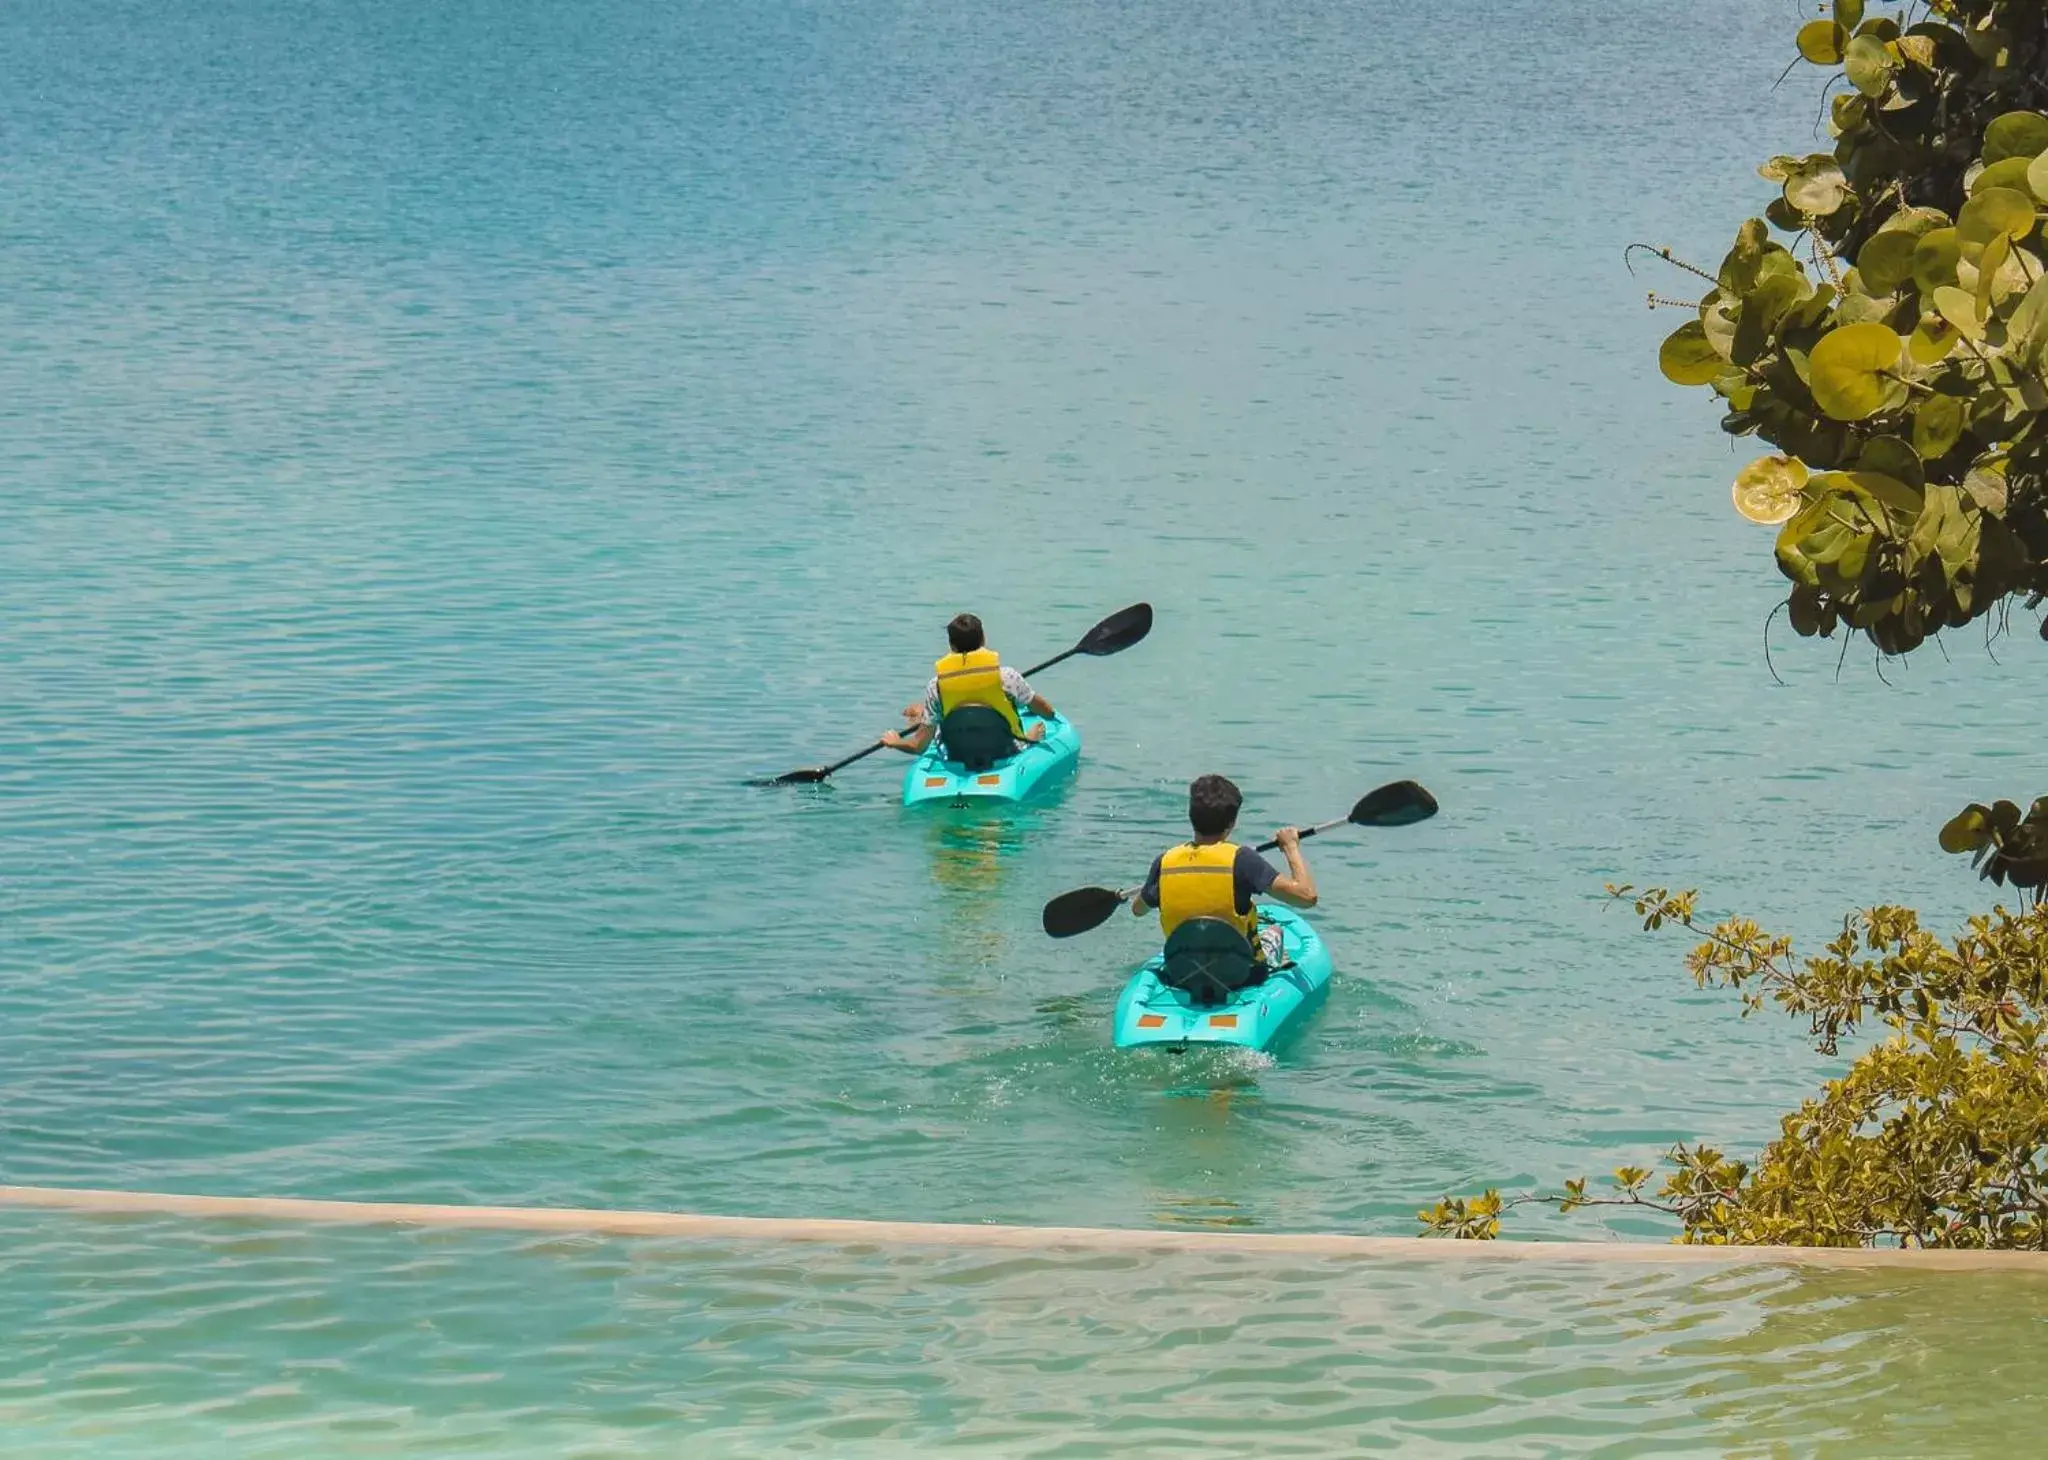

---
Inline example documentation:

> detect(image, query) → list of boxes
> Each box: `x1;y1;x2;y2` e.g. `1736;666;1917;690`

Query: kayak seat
936;705;1020;772
1160;917;1268;1007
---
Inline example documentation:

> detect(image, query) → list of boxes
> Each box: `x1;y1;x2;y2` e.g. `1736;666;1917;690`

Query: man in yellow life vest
878;613;1056;757
1130;774;1317;967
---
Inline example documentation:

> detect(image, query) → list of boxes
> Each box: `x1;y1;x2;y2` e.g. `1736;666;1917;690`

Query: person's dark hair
1188;774;1243;838
947;613;985;654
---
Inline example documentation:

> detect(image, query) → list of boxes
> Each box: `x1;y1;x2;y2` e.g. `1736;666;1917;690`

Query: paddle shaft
1021;646;1076;677
1253;816;1348;853
815;737;898;778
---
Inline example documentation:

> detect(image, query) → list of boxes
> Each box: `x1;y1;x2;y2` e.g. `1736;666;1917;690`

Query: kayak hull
1112;903;1331;1052
901;711;1080;806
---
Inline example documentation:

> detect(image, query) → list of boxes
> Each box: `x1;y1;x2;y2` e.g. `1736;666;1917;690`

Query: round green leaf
2005;272;2048;364
1940;805;1992;855
1967;25;2014;65
1972;157;2037;198
1984;111;2048;165
1909;317;1960;365
1701;294;1741;362
1775;500;1836;588
1855;229;1921;293
1912;393;1967;459
1716;220;1771;292
1834;0;1864;32
1964;456;2009;513
1844;33;1896;96
1974;232;2016;312
1896;33;1938;69
1912;228;1961;292
1858;436;1924;489
1785;158;1850;217
1765;196;1805;233
1809;323;1906;420
1733;274;1808;363
1659;321;1722;386
1932;285;1985;339
2027;152;2048;206
1733;455;1810;525
1798;18;1848;64
1835;286;1895;325
1834;469;1924;518
1786;586;1829;637
1893;206;1949;236
1782;490;1875;587
1958;187;2036;251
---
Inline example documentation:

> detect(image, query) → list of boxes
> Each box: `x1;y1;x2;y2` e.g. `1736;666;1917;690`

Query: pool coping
3;1184;2046;1270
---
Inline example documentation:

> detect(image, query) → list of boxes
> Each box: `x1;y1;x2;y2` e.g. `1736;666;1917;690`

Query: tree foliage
1418;2;2048;1249
1420;889;2048;1247
1645;0;2048;895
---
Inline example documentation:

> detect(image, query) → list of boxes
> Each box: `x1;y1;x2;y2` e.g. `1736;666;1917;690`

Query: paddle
759;603;1154;786
1019;601;1153;678
1039;779;1439;938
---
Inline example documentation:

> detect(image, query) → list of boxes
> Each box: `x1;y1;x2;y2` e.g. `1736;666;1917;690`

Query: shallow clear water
5;1213;2048;1457
5;0;2046;1447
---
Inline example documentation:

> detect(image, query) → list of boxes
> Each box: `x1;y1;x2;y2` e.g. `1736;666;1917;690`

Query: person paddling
880;613;1056;757
1130;774;1317;967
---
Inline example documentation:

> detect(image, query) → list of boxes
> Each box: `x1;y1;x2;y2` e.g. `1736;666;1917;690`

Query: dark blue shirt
1141;843;1278;915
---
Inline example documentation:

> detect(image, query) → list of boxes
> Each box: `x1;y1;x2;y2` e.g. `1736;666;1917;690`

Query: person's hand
879;730;905;750
902;703;926;724
1025;723;1046;743
1275;826;1301;851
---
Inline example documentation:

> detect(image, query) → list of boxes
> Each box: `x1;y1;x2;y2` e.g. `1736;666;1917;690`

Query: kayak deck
1112;903;1332;1052
902;711;1080;806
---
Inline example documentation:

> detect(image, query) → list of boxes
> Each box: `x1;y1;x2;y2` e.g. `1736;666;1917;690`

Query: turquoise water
6;0;2046;1447
4;1213;2047;1457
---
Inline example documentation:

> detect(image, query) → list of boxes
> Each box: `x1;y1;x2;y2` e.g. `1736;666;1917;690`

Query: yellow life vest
1156;841;1259;943
933;648;1024;735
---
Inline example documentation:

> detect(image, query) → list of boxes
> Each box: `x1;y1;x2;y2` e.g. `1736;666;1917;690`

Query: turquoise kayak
901;710;1081;806
1111;903;1331;1052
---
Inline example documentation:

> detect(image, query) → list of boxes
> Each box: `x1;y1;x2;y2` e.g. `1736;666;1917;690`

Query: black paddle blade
1077;602;1153;656
1042;886;1128;939
1350;780;1438;827
767;767;831;785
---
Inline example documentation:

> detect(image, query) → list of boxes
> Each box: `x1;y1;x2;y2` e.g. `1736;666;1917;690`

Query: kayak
1111;903;1332;1052
901;710;1081;806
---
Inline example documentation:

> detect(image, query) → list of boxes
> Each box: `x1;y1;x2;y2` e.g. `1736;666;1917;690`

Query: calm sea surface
5;0;2045;1450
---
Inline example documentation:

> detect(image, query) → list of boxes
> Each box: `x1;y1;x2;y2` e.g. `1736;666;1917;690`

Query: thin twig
1764;598;1789;686
1624;243;1720;288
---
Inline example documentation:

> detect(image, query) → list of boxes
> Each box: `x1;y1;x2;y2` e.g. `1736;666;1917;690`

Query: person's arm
880;721;935;755
887;681;941;750
1005;668;1051;741
1131;856;1162;917
1267;827;1318;908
